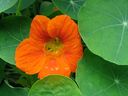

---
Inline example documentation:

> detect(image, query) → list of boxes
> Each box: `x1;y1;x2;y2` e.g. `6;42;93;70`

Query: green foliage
76;49;128;96
17;74;38;88
0;59;6;84
5;0;35;13
52;0;85;19
0;0;17;13
40;1;56;16
0;0;128;96
0;82;28;96
29;75;82;96
0;16;31;65
79;0;128;65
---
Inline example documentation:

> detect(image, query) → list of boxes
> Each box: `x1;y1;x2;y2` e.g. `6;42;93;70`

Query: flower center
45;37;62;53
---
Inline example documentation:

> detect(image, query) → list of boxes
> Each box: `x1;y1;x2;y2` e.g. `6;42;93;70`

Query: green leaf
17;74;38;88
40;1;56;16
76;49;128;96
29;75;82;96
0;59;6;84
0;0;17;13
5;0;35;13
52;0;85;19
0;16;31;65
79;0;128;65
0;82;28;96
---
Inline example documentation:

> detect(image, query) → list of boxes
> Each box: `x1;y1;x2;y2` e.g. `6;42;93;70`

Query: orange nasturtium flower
15;15;83;79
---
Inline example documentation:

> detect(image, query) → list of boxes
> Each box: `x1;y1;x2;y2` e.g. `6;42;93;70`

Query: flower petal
38;56;71;79
30;15;50;42
47;15;78;41
47;15;83;72
63;39;83;72
15;39;45;74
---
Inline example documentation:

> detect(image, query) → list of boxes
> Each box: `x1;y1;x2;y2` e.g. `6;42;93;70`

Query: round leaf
0;0;17;13
0;16;31;65
29;75;82;96
52;0;85;19
5;0;35;13
76;49;128;96
79;0;128;65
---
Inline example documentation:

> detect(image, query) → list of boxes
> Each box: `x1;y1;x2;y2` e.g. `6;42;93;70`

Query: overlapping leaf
0;0;17;13
0;16;31;65
52;0;85;19
76;49;128;96
29;75;82;96
40;1;56;16
79;0;128;65
5;0;35;13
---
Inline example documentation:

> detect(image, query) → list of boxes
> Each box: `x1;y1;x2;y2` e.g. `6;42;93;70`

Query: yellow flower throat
45;37;62;52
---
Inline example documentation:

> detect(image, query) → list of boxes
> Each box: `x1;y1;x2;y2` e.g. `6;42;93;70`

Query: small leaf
0;0;17;13
29;75;82;96
40;1;57;16
79;0;128;65
76;49;128;96
0;16;31;65
52;0;85;19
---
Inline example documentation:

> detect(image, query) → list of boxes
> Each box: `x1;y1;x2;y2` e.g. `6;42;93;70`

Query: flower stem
16;0;22;16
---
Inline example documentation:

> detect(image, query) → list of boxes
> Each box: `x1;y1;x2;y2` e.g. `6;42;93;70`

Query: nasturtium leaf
17;74;38;88
29;75;82;96
0;0;17;13
52;0;85;19
40;1;56;16
5;0;35;13
76;49;128;96
0;59;6;84
0;16;31;65
0;82;28;96
79;0;128;65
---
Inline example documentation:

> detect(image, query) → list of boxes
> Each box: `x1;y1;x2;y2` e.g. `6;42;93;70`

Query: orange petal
47;15;83;72
63;36;83;72
47;15;78;41
30;15;50;42
15;39;45;74
38;56;71;79
64;50;83;72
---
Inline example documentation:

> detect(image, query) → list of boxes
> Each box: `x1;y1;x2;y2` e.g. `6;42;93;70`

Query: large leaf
5;0;35;13
29;75;82;96
79;0;128;65
0;82;28;96
76;49;128;96
0;16;31;65
52;0;85;19
0;0;17;13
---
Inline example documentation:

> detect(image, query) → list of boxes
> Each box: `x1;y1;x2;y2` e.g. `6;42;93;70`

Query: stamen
45;37;62;52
